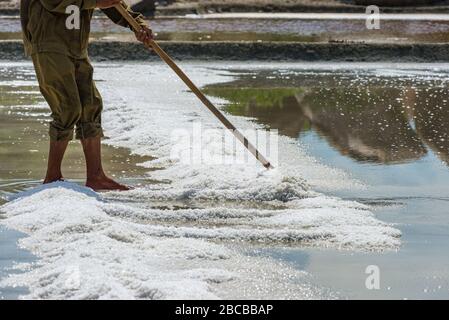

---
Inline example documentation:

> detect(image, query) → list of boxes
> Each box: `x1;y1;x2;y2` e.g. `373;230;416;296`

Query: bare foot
43;175;64;184
86;175;130;191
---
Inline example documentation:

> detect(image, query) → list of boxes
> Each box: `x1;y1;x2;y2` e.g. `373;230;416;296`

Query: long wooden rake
114;2;273;169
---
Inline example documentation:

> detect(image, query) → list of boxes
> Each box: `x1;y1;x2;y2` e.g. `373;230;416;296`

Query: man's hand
96;0;122;9
134;26;154;45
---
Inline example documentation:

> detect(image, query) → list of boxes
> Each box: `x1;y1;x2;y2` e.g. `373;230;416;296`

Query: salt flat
1;61;424;299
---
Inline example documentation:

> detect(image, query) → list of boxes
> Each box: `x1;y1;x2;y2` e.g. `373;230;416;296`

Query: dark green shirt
20;0;148;58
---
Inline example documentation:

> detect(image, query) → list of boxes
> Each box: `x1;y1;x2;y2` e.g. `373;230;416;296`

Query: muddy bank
2;39;449;62
156;3;449;16
154;0;449;15
2;0;449;15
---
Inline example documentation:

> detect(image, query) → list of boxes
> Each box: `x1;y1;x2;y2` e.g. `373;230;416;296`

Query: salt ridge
0;62;402;299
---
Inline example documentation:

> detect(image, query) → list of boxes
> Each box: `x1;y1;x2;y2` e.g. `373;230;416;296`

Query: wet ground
0;61;448;299
203;63;449;299
0;63;153;200
0;62;155;299
2;15;449;43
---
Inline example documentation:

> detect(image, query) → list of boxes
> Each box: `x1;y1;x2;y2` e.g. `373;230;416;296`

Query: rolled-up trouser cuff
75;122;104;140
49;126;74;141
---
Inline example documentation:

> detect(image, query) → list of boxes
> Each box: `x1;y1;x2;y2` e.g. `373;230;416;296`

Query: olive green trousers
32;52;104;141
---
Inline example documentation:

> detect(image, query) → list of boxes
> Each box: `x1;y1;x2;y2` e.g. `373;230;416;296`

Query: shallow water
0;63;154;201
0;62;154;299
2;16;449;43
0;226;33;299
0;61;447;299
204;63;449;299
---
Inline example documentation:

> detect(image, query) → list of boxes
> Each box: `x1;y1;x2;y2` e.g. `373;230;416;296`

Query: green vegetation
203;86;301;112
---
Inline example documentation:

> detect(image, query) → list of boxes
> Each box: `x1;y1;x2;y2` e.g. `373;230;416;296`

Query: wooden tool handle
114;2;273;169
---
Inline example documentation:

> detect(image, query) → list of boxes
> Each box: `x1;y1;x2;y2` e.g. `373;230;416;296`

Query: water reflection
204;71;449;166
412;87;449;165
